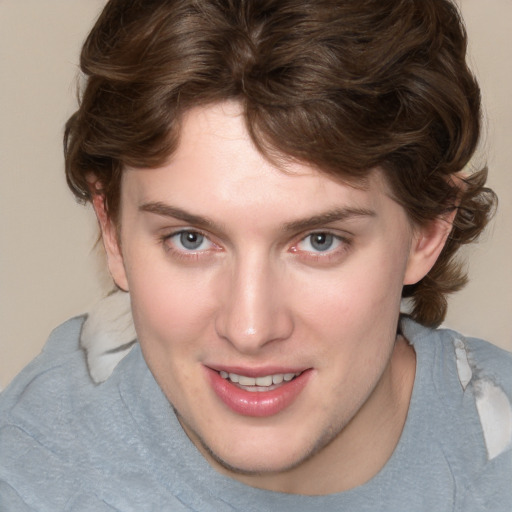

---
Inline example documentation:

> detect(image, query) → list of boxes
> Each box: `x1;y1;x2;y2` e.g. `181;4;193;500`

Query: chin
185;415;338;478
207;446;310;478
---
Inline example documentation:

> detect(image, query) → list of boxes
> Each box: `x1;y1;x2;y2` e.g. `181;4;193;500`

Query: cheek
124;255;218;348
299;251;406;324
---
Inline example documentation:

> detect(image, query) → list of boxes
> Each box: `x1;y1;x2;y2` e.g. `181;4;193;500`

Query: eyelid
294;229;350;247
289;230;352;263
161;228;220;254
296;232;342;252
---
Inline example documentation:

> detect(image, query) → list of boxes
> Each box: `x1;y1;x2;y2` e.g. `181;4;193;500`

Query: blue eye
170;230;212;251
180;231;204;250
297;232;342;253
309;233;335;251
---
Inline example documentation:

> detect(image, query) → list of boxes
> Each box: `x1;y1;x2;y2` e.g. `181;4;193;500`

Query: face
99;102;447;490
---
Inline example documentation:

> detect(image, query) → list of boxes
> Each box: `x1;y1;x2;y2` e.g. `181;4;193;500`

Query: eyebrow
139;201;376;233
282;207;376;233
139;202;217;229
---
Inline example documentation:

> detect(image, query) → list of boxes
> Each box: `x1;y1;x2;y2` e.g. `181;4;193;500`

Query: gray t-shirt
1;316;511;511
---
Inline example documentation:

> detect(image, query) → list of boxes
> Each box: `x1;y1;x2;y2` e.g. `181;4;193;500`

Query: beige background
1;0;511;389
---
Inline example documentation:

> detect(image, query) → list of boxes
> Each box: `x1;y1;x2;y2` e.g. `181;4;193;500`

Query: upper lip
205;364;309;377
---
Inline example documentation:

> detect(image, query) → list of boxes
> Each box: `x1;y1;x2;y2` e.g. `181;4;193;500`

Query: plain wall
1;0;511;389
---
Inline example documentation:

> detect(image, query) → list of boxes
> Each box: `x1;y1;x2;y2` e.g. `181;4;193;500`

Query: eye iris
310;233;333;251
180;231;203;250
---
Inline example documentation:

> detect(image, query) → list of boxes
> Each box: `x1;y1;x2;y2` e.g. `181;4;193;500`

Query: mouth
206;366;312;417
218;370;302;392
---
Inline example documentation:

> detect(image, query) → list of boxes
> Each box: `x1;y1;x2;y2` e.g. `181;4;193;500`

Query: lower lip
206;368;312;417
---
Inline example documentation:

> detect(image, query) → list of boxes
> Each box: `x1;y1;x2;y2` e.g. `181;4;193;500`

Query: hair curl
64;0;497;327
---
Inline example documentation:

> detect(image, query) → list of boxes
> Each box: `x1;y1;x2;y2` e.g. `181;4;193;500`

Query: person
1;0;511;509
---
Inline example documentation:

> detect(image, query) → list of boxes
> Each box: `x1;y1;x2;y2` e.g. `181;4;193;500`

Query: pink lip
205;367;312;417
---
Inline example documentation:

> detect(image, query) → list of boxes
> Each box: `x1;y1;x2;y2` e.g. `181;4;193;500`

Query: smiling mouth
208;367;311;416
218;371;303;392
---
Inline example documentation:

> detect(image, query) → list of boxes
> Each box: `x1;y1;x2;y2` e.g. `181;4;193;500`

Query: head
64;0;496;486
66;0;495;327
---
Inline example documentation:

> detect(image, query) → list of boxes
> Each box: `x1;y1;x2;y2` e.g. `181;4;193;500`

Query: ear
90;186;129;292
403;209;456;286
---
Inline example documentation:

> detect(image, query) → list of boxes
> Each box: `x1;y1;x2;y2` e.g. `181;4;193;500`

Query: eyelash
290;232;352;264
160;229;219;261
159;229;351;264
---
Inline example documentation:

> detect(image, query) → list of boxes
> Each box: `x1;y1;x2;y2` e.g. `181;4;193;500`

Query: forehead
121;102;400;226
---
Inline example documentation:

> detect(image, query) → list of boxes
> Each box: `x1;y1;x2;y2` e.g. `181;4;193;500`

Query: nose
214;254;294;354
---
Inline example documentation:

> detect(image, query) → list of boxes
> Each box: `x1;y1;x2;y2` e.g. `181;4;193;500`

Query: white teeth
219;371;301;387
272;374;284;384
238;375;256;386
255;375;273;386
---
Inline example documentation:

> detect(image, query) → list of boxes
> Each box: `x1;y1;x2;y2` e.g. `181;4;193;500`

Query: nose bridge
215;249;292;352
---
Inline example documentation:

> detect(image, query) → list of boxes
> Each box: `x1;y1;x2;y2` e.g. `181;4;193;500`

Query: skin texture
94;102;453;495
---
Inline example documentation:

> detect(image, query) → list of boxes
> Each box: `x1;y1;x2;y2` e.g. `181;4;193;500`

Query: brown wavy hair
64;0;496;327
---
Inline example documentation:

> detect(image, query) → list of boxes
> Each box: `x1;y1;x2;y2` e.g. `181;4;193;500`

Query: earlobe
403;210;456;286
90;190;129;292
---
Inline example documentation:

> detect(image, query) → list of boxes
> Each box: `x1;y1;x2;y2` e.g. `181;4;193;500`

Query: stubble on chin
173;407;347;478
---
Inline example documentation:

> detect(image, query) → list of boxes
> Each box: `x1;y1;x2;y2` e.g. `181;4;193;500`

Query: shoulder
462;335;512;392
0;316;89;411
402;316;512;397
405;318;512;451
440;326;512;460
0;315;95;442
402;318;512;510
0;316;114;508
